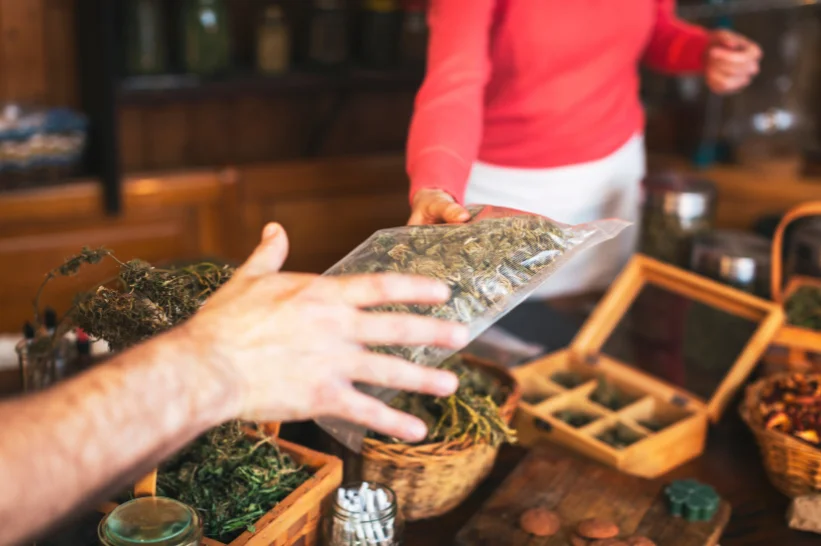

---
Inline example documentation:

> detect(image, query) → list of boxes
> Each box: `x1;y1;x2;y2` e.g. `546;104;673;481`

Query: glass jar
400;0;427;66
257;5;291;75
322;482;404;546
639;173;717;268
309;0;349;66
124;0;168;76
727;10;820;175
181;0;231;77
786;218;821;279
99;497;203;546
691;230;772;298
360;0;402;68
16;337;56;392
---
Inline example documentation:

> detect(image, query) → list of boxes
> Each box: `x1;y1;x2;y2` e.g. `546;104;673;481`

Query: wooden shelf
118;66;425;104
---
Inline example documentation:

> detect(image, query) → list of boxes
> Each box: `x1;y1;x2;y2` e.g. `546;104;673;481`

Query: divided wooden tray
455;445;731;546
514;254;784;478
100;431;342;546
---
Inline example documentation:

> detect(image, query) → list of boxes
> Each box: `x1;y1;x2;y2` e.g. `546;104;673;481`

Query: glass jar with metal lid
638;173;718;268
691;230;772;298
99;497;203;546
786;217;821;280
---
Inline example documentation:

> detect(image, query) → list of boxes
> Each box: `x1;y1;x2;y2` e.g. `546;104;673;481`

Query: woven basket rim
740;371;821;456
362;356;521;460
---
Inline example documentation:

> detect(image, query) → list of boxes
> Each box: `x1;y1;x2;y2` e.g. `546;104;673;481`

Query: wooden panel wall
0;0;78;107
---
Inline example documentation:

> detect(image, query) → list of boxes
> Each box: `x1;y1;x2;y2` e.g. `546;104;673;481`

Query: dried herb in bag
319;205;628;451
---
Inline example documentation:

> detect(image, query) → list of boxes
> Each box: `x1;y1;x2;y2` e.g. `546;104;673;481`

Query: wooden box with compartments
513;254;784;478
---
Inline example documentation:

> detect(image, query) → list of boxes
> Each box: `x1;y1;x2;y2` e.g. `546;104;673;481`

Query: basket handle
772;202;821;303
132;421;281;498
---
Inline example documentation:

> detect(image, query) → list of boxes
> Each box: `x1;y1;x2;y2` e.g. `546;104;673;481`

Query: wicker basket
740;373;821;497
763;202;821;375
359;356;521;521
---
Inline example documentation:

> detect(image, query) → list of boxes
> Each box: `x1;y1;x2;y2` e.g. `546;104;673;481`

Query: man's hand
408;188;471;225
184;223;467;442
705;29;761;95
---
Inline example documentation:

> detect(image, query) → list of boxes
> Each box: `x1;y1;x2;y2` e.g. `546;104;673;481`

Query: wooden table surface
38;299;821;546
404;402;816;545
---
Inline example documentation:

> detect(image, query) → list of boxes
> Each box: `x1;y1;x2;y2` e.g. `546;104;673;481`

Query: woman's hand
185;223;466;442
705;29;761;95
408;188;471;225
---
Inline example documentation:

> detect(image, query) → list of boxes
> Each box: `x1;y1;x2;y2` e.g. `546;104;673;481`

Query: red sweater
407;0;710;204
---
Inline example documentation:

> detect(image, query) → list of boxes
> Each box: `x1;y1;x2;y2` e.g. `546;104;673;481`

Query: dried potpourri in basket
319;205;629;451
758;373;821;446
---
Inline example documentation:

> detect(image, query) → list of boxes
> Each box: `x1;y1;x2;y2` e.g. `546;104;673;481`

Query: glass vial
309;0;349;66
257;5;291;75
323;482;404;546
99;497;203;546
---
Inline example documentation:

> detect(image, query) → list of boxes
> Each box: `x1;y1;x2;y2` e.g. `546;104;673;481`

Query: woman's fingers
346;352;460;397
350;311;468;348
332;389;430;442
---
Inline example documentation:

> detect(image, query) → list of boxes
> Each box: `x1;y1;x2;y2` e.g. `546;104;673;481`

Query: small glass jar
400;0;427;66
99;497;203;546
360;0;402;68
639;173;717;269
322;482;404;546
691;230;772;298
786;218;821;279
309;0;349;66
16;338;55;393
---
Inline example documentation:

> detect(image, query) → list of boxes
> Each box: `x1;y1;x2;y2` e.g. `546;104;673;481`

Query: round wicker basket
360;356;521;521
740;372;821;497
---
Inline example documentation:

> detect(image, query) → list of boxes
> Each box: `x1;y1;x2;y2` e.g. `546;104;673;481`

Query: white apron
464;134;646;299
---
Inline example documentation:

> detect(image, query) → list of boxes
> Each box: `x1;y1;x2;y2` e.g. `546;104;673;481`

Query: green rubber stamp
665;479;720;522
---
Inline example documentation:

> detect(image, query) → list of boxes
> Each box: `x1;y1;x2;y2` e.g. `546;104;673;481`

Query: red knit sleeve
643;0;711;74
406;0;494;205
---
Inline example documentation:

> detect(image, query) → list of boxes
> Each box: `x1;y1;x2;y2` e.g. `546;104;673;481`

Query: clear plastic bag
317;205;630;451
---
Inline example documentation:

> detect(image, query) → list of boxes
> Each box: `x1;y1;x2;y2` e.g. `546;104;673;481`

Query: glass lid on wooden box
513;254;784;477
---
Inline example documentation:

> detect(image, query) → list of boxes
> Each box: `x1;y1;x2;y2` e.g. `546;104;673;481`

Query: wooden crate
513;254;784;478
102;434;343;546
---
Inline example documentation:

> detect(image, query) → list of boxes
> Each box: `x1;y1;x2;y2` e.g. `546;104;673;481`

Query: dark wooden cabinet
0;155;409;332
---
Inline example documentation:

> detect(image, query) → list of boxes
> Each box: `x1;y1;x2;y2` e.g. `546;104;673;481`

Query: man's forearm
0;327;238;545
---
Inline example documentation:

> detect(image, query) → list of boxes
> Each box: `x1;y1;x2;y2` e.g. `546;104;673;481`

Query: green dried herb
596;423;644;449
589;377;634;411
638;418;666;432
553;410;598;428
522;391;553;406
785;285;821;331
550;371;585;389
326;207;575;365
157;422;310;543
371;355;516;447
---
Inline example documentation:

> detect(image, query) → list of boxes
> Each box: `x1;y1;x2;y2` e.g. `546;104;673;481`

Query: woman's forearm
406;0;494;205
0;327;237;545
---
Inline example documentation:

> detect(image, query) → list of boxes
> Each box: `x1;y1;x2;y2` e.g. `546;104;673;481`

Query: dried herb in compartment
589;377;635;411
550;371;586;389
370;355;516;448
596;423;644;449
785;285;821;331
553;410;599;428
157;422;311;544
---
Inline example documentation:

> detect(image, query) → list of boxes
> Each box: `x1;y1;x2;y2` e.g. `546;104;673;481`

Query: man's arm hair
0;327;238;545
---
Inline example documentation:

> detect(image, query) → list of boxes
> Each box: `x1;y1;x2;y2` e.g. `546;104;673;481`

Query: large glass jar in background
786;218;821;279
99;497;203;546
124;0;168;76
360;0;402;68
727;9;820;176
400;0;428;66
309;0;349;66
639;173;717;268
181;0;231;77
691;230;772;298
257;5;291;75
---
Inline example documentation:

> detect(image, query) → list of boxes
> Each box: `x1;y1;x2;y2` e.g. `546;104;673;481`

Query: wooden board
455;446;731;546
